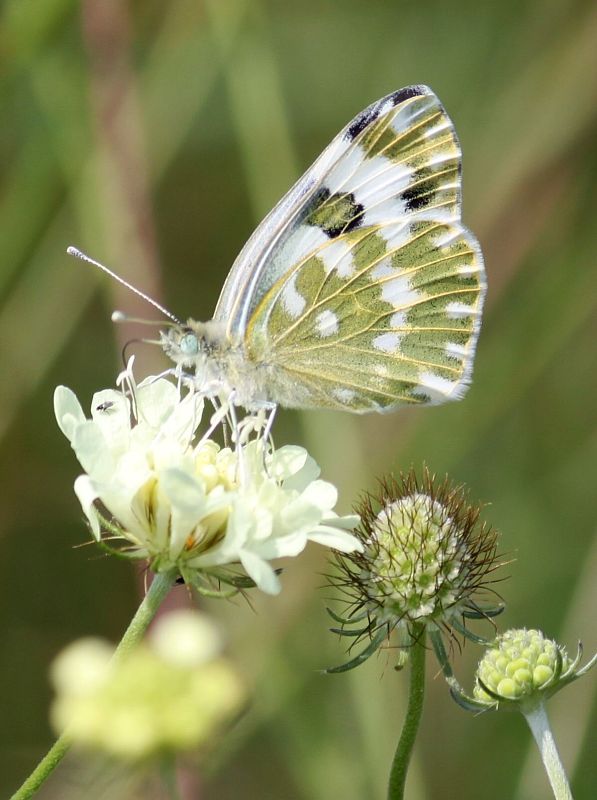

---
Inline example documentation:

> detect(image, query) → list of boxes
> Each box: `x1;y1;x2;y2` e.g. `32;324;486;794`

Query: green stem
387;623;427;800
160;756;183;800
524;704;573;800
9;570;177;800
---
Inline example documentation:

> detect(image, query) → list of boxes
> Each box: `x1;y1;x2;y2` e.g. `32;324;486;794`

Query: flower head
50;610;245;760
474;629;570;705
328;468;503;671
450;627;596;714
54;361;361;594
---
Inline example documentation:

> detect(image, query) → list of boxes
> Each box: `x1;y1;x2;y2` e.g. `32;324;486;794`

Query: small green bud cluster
474;629;569;703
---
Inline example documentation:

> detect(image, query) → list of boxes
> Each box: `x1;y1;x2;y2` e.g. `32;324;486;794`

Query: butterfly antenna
67;246;182;325
111;311;177;327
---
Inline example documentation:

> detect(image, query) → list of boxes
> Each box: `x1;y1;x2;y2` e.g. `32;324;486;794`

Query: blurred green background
1;0;596;798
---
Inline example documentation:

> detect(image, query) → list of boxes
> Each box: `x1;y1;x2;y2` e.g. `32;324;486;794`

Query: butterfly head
160;319;228;370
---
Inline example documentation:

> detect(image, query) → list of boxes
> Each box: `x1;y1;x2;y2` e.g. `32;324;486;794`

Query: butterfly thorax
160;319;274;407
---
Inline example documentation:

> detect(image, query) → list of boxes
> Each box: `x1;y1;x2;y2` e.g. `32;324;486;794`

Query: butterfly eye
179;332;200;356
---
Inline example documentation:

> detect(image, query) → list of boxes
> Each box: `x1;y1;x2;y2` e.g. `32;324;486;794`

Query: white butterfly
72;85;485;414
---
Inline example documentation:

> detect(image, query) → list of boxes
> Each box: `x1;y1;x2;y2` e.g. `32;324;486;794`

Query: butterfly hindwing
245;219;483;411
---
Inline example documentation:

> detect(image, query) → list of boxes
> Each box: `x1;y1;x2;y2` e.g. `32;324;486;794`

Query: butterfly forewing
215;86;461;336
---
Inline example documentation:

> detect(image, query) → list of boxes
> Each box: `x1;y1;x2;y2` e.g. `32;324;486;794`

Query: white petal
239;550;281;595
300;480;338;512
71;422;115;483
233;495;272;544
160;468;206;512
160;469;208;556
136;379;179;428
151;439;194;474
280;495;324;533
54;386;86;441
163;391;204;441
73;475;101;539
322;513;360;530
188;497;269;568
307;526;363;553
89;390;132;456
282;453;321;492
270;446;308;480
114;448;153;493
256;531;308;559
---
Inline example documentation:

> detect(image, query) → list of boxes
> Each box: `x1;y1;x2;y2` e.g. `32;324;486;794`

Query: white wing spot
458;264;480;276
446;302;477;319
379;98;396;116
417;371;459;404
423;121;452;138
274;224;328;274
390;98;430;132
426;152;455;168
417;206;458;224
282;274;306;318
350;155;412;207
363;196;407;227
320;238;355;277
333;388;356;404
383;221;414;250
315;309;339;338
390;310;408;328
325;144;367;194
434;228;461;248
445;342;468;359
380;274;420;307
373;332;402;353
371;259;394;280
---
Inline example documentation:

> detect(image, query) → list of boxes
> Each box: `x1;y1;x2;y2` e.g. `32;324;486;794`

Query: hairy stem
387;623;427;800
524;704;573;800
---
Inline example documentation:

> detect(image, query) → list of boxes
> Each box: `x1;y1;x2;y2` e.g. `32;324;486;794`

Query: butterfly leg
227;397;249;485
262;404;277;445
198;397;230;446
207;396;231;447
260;405;278;475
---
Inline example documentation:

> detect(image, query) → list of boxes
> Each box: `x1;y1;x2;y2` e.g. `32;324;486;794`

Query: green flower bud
474;629;570;706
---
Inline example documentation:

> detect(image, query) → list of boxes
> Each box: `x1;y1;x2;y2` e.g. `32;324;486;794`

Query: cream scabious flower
50;610;245;759
54;362;361;594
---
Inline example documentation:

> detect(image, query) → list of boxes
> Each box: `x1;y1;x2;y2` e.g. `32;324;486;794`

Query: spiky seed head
329;467;503;665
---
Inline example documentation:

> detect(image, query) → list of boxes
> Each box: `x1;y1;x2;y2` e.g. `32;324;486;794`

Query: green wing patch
246;220;484;412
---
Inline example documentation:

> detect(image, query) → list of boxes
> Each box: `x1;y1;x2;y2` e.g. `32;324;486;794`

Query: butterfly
76;85;486;414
